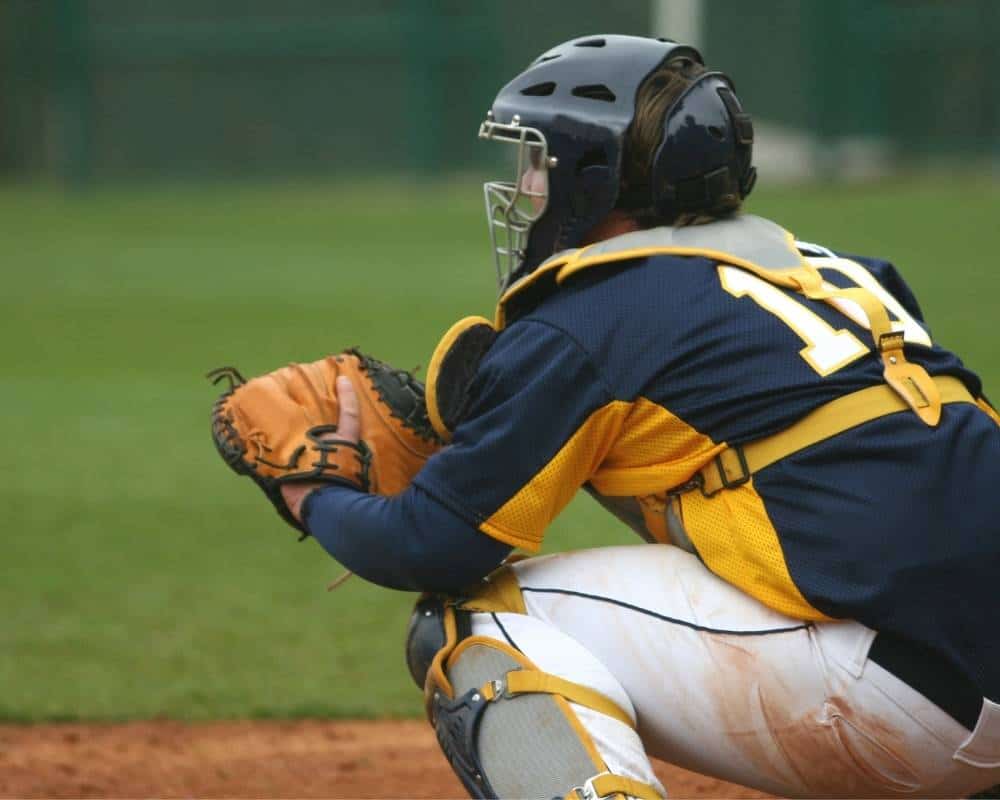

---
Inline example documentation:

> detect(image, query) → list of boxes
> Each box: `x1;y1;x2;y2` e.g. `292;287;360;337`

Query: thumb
336;375;361;442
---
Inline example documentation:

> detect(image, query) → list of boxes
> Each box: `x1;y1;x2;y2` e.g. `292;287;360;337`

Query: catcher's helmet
479;34;756;290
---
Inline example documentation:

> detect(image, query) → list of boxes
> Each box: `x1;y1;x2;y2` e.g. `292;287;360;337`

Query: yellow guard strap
700;375;975;496
481;669;635;729
589;774;663;800
562;773;664;800
979;397;1000;426
790;267;942;425
422;601;460;714
458;564;527;615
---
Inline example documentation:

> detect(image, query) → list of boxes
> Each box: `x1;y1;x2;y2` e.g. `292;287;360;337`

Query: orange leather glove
209;349;443;535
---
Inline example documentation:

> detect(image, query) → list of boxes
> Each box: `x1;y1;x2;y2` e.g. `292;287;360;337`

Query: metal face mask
477;35;704;294
479;114;554;292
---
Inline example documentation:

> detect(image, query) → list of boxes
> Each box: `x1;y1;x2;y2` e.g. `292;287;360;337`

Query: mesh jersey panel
483;402;630;550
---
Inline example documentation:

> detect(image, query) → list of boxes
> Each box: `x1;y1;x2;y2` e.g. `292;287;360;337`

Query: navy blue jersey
414;217;999;702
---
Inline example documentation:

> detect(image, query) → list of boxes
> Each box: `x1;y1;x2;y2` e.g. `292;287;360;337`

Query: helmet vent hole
575;38;606;48
521;82;556;97
708;125;725;141
572;84;616;102
536;53;561;63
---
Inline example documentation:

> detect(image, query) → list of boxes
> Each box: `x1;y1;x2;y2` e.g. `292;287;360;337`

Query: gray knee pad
430;638;617;800
407;582;660;800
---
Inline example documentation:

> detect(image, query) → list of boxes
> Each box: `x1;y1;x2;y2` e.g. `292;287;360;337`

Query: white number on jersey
717;257;932;377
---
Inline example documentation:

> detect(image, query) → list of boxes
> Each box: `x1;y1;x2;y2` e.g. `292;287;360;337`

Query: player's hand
280;376;361;522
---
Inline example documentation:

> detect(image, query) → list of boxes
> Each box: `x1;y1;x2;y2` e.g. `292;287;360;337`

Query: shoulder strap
690;376;974;498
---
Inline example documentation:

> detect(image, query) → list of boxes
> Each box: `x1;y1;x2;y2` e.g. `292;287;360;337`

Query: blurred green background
2;0;998;183
1;2;997;722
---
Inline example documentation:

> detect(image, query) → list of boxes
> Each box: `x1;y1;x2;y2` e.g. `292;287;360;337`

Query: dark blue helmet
479;34;756;290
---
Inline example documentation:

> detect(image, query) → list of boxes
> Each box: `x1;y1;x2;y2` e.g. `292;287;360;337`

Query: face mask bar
479;115;553;292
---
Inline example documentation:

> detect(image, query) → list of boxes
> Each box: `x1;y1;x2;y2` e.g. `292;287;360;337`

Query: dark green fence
1;1;996;183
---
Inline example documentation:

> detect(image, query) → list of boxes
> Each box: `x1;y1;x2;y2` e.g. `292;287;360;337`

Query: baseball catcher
210;35;1000;800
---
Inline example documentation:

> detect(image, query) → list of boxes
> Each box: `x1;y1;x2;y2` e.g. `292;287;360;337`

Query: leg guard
409;568;664;800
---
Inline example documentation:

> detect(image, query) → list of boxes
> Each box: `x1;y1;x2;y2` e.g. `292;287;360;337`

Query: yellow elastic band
422;602;459;714
458;565;526;615
791;266;942;424
877;331;942;425
978;397;1000;426
700;375;974;496
791;267;893;342
588;773;664;800
481;670;634;729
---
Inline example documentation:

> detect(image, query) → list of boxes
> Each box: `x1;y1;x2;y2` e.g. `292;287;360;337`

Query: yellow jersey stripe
481;401;631;550
679;482;832;621
978;397;1000;426
591;397;725;496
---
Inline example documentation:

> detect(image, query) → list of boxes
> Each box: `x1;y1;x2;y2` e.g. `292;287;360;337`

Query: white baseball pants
468;545;1000;798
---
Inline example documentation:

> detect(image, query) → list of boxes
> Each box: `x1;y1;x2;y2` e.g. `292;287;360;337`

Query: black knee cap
405;596;448;689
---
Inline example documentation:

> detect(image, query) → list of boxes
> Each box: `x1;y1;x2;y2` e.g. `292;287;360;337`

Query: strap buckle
573;774;606;800
489;677;510;700
701;445;750;498
666;473;704;498
878;331;905;352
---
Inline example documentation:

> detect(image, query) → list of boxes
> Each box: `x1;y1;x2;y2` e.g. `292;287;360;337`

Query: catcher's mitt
208;349;443;535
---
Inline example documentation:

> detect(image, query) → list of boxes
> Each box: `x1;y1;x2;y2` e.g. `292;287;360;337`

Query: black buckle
701;445;750;498
666;474;704;498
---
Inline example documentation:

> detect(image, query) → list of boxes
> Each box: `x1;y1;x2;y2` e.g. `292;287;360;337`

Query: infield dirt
0;719;772;798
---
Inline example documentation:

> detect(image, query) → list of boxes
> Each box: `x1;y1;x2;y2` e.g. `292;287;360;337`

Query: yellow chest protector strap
789;267;943;425
694;375;975;497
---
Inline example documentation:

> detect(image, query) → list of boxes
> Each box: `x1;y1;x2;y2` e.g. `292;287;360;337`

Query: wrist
280;482;324;524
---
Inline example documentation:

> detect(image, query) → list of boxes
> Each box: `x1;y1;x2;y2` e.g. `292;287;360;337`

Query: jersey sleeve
413;318;627;552
302;483;512;592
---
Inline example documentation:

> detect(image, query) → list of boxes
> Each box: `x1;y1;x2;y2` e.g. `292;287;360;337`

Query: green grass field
1;177;997;721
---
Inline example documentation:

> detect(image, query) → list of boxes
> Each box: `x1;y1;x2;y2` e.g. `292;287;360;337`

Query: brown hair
619;57;742;226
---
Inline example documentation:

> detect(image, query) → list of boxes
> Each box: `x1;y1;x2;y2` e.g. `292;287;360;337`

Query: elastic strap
791;267;942;425
563;772;664;800
698;375;974;496
481;669;635;729
458;564;527;615
590;774;663;800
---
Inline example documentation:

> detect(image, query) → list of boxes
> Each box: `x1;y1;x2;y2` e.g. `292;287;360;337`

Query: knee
404;569;663;800
405;595;449;689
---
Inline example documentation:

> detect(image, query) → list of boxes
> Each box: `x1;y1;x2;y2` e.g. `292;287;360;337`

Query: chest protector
426;216;969;551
